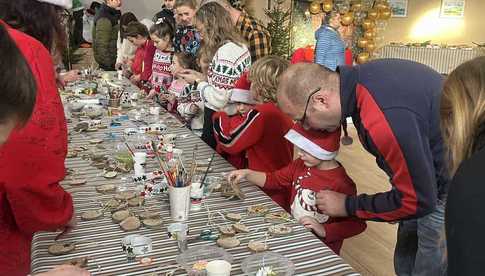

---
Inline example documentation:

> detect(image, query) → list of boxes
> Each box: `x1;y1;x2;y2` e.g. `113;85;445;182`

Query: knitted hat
36;0;72;9
285;123;341;160
230;71;255;104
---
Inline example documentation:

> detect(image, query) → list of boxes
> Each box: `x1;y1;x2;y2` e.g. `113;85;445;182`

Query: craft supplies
168;222;189;252
169;185;191;221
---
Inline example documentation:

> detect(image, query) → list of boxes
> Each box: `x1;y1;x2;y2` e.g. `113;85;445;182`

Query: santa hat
291;46;315;64
36;0;73;9
284;123;341;160
230;71;255;104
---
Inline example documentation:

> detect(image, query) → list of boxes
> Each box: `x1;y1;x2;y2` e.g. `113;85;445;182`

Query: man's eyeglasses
296;87;321;124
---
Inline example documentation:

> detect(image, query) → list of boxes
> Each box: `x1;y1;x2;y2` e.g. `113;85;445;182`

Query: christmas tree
265;0;292;58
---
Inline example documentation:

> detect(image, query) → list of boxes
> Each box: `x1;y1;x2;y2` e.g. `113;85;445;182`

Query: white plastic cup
206;260;232;276
190;182;204;211
169;185;191;221
133;152;147;164
117;70;123;80
134;163;145;177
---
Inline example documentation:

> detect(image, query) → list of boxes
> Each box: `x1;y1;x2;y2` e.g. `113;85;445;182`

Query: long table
30;76;359;276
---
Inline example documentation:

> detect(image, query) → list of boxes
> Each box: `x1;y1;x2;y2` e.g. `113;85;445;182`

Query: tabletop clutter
31;69;355;276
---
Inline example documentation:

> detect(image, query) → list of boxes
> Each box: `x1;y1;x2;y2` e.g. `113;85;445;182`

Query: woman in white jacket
178;2;251;149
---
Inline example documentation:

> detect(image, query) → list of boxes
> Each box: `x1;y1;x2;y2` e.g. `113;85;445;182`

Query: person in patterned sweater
177;2;251;149
173;0;201;57
228;124;366;254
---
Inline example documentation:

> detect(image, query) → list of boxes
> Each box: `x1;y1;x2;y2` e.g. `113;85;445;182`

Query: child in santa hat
228;124;366;254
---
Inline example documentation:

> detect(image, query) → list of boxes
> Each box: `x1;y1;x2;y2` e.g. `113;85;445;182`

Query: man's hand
299;216;326;238
316;190;348;217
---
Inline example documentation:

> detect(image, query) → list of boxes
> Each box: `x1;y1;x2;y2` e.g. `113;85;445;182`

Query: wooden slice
89;139;103;144
233;223;249;233
142;218;163;229
138;211;159;220
112;210;130;223
66;151;78;158
268;225;293;236
103;198;120;209
96;184;116;194
218;225;236;236
230;178;246;199
128;196;145;207
248;240;269;253
225;213;242;222
120;216;141;231
81;210;103;221
104;171;118;179
86;128;98;132
48;242;75;256
265;212;291;224
63;257;89;268
114;191;136;201
216;236;240;249
247;205;269;216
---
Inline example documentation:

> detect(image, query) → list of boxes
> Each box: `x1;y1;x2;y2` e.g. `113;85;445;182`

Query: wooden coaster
225;213;242;222
138;211;159;220
68;179;87;186
233;223;249;233
48;242;75;256
247;205;269;216
142;218;163;229
265;212;291;224
104;171;118;179
96;184;116;194
128;196;145;207
66;151;78;158
81;210;103;221
218;225;236;236
114;191;136;201
248;240;269;253
216;236;240;249
120;216;141;231
112;210;130;223
89;139;103;144
268;225;293;236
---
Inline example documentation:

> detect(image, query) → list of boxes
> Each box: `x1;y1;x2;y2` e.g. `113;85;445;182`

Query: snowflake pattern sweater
198;42;251;113
151;49;174;90
265;159;367;254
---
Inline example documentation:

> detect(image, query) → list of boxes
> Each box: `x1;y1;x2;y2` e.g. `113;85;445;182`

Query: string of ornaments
307;0;392;64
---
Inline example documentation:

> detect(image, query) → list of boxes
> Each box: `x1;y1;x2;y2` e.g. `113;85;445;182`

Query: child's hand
189;103;199;114
299;216;326;238
227;169;249;185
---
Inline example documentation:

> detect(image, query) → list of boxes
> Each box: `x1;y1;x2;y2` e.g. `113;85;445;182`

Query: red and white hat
36;0;73;9
284;123;341;160
230;71;256;105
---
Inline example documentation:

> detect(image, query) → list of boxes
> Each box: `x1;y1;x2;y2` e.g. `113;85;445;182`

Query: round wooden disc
81;210;103;221
247;205;269;216
218;225;236;236
138;211;159;220
216;237;240;249
264;212;291;224
69;179;87;186
89;139;103;144
96;184;116;194
142;218;163;228
104;171;118;179
225;213;242;222
233;223;249;233
268;225;293;236
248;240;269;253
120;216;141;231
48;242;75;256
114;191;136;201
112;210;130;223
128;196;145;207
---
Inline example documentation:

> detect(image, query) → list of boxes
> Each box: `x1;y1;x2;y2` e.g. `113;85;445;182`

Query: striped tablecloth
30;79;359;276
378;45;484;74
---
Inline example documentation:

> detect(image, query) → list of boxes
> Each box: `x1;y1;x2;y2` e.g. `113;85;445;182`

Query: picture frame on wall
440;0;465;18
389;0;408;17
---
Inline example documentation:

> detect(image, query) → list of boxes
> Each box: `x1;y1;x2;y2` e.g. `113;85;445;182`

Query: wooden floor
337;126;397;276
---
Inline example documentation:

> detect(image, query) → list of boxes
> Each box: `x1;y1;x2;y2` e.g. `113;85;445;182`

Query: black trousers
201;107;217;149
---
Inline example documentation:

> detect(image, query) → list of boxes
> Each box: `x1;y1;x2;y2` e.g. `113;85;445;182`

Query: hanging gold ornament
309;1;322;14
378;7;392;20
376;2;390;12
357;52;371;64
365;41;376;52
364;29;376;39
367;8;379;20
351;3;363;12
362;19;376;30
357;37;369;48
341;12;354;26
322;0;333;13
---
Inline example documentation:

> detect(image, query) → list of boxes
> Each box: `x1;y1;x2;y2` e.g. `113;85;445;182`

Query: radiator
377;45;485;74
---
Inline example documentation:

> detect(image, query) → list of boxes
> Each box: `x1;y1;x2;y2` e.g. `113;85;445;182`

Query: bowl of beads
176;245;233;276
241;252;295;276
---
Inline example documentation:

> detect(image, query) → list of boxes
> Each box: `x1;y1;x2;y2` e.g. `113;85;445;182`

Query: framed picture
440;0;465;18
389;0;408;17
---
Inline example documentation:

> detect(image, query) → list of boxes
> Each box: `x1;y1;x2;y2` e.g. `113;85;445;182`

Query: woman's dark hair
174;52;196;70
149;20;175;41
0;23;37;125
120;12;138;40
0;0;66;52
125;21;149;38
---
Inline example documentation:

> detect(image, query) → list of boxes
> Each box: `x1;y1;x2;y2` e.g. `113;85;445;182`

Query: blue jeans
394;200;447;276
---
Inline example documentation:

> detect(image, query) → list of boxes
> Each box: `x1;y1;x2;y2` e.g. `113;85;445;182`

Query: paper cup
169;186;191;221
206;260;232;276
134;152;147;164
122;234;152;256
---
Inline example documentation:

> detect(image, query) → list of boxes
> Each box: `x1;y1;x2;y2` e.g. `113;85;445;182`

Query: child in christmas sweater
147;18;176;99
228;124;367;254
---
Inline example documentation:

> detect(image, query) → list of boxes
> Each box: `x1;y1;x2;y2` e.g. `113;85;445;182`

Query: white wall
121;0;162;20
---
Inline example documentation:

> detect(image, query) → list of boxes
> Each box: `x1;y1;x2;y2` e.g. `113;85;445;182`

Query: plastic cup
190;182;204;211
206;260;232;276
169;185;191;221
133;152;147;164
168;223;189;252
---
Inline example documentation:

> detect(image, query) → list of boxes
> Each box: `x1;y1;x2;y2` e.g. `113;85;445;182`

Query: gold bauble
357;37;369;48
376;2;390;12
309;1;322;14
351;3;363;11
378;7;392;20
367;8;379;20
362;19;376;30
365;41;376;52
357;52;371;64
341;12;354;26
364;29;376;39
322;0;333;13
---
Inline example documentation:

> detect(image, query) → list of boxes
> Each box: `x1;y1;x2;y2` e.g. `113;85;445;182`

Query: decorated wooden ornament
48;242;76;256
341;12;354;26
357;52;371;64
309;1;321;14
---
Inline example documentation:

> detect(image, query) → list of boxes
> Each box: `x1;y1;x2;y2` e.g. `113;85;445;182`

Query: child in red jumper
228;124;366;254
213;56;294;211
125;22;155;87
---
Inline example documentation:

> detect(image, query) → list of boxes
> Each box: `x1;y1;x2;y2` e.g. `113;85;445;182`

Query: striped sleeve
212;109;264;154
314;29;336;70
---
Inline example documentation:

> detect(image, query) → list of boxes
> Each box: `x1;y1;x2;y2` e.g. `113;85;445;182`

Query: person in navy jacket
276;59;448;276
